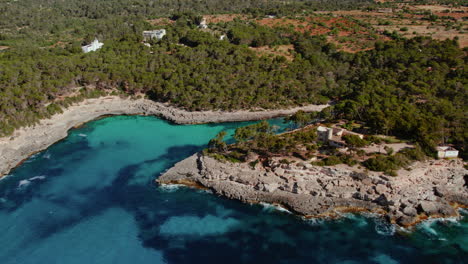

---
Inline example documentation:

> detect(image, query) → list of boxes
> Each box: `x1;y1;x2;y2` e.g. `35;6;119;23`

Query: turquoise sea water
0;116;466;264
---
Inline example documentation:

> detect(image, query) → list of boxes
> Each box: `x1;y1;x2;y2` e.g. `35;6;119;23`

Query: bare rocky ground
0;96;328;177
157;153;468;227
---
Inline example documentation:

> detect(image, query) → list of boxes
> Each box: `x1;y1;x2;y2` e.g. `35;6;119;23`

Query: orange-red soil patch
147;18;174;26
204;14;248;24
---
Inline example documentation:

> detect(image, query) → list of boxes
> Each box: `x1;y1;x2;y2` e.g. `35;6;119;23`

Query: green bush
363;146;426;174
362;155;398;172
343;134;369;148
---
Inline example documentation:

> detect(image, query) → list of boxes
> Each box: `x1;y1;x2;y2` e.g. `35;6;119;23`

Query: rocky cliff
157;154;468;227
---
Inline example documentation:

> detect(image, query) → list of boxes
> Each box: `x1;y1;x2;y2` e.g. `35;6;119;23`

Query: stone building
317;126;364;148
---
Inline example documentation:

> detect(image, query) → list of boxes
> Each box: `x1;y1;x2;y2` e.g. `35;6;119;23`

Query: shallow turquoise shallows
0;116;466;264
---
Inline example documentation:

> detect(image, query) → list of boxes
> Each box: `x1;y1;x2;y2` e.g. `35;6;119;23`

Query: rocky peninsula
0;96;328;178
158;153;468;227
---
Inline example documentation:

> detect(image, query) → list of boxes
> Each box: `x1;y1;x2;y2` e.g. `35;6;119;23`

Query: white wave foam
43;152;51;159
17;175;46;189
29;175;46;181
419;220;439;236
260;202;291;214
303;217;326;226
374;219;396;236
0;174;12;181
78;133;87;137
18;179;31;188
195;188;212;194
416;216;461;239
158;184;184;192
341;213;368;227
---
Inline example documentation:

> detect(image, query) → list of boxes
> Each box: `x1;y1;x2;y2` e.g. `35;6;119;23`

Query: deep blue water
0;116;466;264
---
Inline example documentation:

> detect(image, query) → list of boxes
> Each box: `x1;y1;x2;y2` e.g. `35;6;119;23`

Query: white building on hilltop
81;39;104;53
199;18;208;29
143;29;166;41
436;146;459;159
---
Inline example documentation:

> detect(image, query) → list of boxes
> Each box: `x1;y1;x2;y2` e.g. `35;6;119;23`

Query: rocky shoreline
157;153;468;227
0;96;328;178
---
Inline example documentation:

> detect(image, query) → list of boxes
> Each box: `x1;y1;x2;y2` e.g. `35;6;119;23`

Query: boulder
351;172;368;181
375;184;388;195
374;194;392;206
433;186;446;197
263;183;279;193
418;201;438;215
437;203;457;217
353;192;363;200
361;178;372;186
402;206;417;217
397;215;416;227
274;168;285;175
245;152;259;163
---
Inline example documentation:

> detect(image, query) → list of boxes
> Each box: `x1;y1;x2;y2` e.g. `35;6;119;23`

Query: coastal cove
0;115;466;263
0;96;328;178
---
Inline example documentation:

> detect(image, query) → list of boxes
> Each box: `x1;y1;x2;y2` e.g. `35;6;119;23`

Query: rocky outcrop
157;154;468;227
0;96;328;177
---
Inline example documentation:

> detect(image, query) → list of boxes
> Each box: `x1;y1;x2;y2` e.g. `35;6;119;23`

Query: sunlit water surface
0;116;466;264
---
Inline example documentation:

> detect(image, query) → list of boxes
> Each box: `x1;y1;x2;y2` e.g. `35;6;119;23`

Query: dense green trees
210;121;318;160
208;131;227;152
0;0;466;159
332;37;467;157
286;110;318;128
227;23;291;47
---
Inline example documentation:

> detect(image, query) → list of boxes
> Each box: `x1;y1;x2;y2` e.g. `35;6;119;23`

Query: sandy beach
0;96;329;178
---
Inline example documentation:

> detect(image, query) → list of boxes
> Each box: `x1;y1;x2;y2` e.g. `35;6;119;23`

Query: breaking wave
17;175;46;189
260;202;291;214
374;218;396;236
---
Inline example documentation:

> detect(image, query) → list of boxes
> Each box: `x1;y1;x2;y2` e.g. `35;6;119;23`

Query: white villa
143;29;166;41
199;18;208;29
436;146;459;159
317;126;364;148
81;39;104;53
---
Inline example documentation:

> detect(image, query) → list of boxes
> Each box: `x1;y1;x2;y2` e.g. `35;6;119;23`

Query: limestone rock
418;201;438;215
397;215;416;227
375;184;388;194
157;153;468;227
402;206;417;217
263;183;279;193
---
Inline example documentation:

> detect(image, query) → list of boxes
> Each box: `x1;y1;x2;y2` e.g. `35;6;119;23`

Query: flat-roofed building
436;146;459;159
82;39;104;53
143;29;166;41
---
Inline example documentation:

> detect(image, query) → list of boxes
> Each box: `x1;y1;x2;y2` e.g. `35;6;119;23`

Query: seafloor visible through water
0;116;466;264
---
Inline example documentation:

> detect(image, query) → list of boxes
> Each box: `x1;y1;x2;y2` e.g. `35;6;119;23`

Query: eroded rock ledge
157;154;468;227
